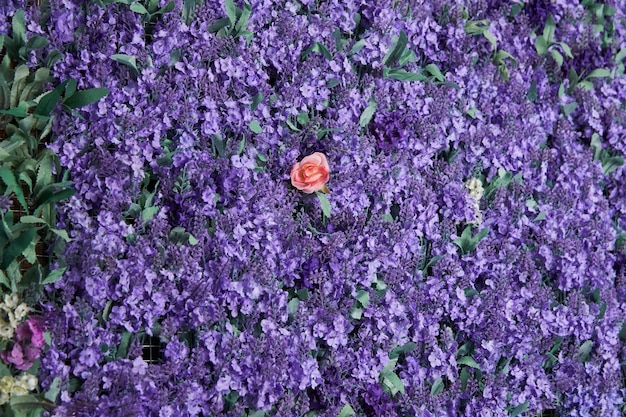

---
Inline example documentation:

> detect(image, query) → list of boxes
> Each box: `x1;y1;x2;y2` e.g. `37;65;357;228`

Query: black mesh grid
141;334;164;364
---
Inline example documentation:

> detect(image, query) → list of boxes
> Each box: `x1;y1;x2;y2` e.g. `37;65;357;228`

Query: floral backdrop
0;0;625;416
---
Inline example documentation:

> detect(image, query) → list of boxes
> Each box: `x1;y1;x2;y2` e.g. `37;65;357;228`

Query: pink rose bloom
290;152;330;194
1;317;45;370
1;343;29;370
16;318;45;348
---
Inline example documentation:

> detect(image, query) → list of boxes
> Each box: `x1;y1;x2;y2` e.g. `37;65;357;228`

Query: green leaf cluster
464;19;497;49
379;358;405;397
582;1;616;48
208;0;253;44
590;133;624;175
534;14;574;68
452;225;490;256
349;289;369;320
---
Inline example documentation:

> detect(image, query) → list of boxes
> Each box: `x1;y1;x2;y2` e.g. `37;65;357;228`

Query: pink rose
1;318;44;370
16;318;45;349
290;152;330;194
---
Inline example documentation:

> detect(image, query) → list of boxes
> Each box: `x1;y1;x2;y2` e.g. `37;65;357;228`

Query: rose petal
300;153;323;166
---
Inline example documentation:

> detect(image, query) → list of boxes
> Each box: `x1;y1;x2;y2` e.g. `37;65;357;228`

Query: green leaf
111;54;139;75
326;78;340;88
236;137;245;155
141;206;160;222
509;401;529;417
302;42;332;61
526;79;538;102
317;192;331;218
568;67;579;88
359;100;377;128
430;376;444;396
550;49;563;67
225;0;237;26
11;9;26;49
350;306;362;320
495;356;511;374
250;92;264;111
288;297;299;317
0;166;28;210
561;101;578;116
10;394;54;411
578;340;593;362
424;64;445;82
51;228;71;242
423;255;443;271
602;155;624;175
510;3;523;17
453;226;490;255
464;19;490;35
383;68;427;82
558;42;573;58
130;3;149;14
543;14;555;43
235;1;251;34
41;266;66;285
383;30;408;66
286;118;300;132
457;356;480;369
389;342;417;359
182;0;197;25
44;377;62;402
619;322;626;342
355;289;369;307
116;332;133;359
616;48;626;64
249;120;262;134
64;87;109;109
296;110;308;124
208;17;231;33
398;49;418;67
483;30;497;49
535;35;548;55
585;68;611;79
212;133;225;157
534;211;546;222
543;352;558;371
1;227;37;269
460;367;470;391
46;49;63;68
338;404;356;417
35;153;54;196
349;39;365;55
381;371;405;396
19;215;47;225
35;80;66;117
35;187;75;207
0;270;10;289
0;106;28;118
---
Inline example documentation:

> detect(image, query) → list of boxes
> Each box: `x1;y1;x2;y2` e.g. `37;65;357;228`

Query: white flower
11;384;29;396
14;303;30;322
0;320;14;340
3;293;19;309
0;376;14;394
15;374;38;391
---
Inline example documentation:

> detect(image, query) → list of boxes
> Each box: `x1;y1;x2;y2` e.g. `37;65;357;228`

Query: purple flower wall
2;0;626;415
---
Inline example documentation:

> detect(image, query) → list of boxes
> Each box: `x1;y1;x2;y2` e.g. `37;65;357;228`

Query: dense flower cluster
2;0;625;415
